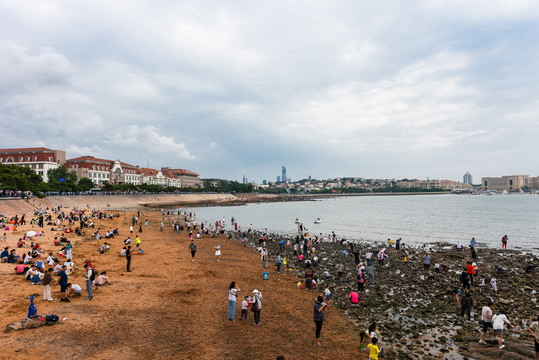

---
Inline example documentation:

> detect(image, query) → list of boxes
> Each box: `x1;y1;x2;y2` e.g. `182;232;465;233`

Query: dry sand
0;200;367;360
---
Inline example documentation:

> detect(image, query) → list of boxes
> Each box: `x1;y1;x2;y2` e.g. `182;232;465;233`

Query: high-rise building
463;172;472;185
262;180;267;185
276;176;281;183
282;165;287;182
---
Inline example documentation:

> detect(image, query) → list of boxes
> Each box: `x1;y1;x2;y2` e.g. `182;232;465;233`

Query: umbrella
26;231;37;237
0;214;5;218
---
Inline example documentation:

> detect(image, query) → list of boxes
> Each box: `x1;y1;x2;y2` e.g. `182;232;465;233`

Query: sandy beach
0;198;367;360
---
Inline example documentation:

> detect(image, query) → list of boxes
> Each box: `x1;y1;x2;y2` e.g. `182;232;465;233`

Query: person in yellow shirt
367;337;382;360
135;236;141;249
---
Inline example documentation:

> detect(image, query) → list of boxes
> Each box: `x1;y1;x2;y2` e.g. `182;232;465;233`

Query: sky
1;1;539;183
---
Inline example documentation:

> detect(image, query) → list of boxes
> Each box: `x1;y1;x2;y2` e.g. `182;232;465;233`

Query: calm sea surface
183;194;539;251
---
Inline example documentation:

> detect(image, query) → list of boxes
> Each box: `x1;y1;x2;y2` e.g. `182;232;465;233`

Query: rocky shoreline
235;230;539;359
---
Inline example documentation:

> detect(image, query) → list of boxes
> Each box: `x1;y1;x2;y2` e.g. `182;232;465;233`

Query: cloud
109;125;195;160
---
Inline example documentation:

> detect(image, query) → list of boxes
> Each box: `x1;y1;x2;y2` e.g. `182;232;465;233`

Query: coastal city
1;147;539;195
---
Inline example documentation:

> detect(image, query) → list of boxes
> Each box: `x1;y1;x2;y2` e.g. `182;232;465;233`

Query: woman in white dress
215;244;221;262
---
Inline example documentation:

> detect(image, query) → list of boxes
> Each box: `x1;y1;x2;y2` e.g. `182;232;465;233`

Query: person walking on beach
189;240;196;262
275;253;282;273
528;315;539;360
215;244;221;262
84;264;93;301
366;263;374;285
314;295;327;346
228;281;240;321
57;265;70;302
479;300;495;344
126;246;132;272
261;247;268;268
492;310;514;349
250;289;262;325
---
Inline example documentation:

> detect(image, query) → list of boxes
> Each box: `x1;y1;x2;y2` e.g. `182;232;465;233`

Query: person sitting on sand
96;271;112;286
68;283;82;297
1;247;9;262
120;247;127;256
17;238;26;248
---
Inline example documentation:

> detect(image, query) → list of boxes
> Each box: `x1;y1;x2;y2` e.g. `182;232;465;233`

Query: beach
0;197;366;360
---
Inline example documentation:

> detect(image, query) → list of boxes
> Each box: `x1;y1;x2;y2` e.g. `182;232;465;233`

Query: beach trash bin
263;272;269;280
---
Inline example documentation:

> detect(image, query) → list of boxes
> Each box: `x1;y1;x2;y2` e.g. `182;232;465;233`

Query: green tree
77;177;95;191
0;163;45;196
47;165;78;191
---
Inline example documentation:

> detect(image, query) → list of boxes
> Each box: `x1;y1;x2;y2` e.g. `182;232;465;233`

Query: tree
0;164;45;196
47;165;78;191
77;177;94;191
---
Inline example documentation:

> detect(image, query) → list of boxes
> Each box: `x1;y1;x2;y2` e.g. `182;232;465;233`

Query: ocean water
183;194;539;251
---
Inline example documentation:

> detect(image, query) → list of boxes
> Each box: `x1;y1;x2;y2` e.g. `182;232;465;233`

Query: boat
314;218;322;224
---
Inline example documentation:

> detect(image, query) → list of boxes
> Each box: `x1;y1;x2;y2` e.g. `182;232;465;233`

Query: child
324;285;332;303
367;337;383;360
240;296;249;320
282;256;287;274
490;274;498;295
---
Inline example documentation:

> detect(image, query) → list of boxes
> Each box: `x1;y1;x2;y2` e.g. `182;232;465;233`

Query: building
463;172;473;185
139;168;182;187
66;156;141;186
276;176;281;183
481;175;539;191
282;166;287;182
0;147;66;182
160;168;203;188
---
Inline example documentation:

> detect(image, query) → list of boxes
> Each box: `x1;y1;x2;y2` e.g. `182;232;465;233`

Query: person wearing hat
250;289;262;325
314;295;327;346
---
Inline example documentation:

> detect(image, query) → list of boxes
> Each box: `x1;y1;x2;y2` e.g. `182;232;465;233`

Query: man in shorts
528;315;539;360
479;300;494;344
57;265;70;302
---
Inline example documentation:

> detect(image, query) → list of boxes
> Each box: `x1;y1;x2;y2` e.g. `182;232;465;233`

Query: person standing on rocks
189;240;196;262
313;295;327;346
305;266;314;290
527;315;539;360
460;268;470;290
479;300;495;344
423;253;431;272
126;245;132;271
366;263;374;285
261;247;268;268
492;310;514;349
501;235;508;249
460;290;474;321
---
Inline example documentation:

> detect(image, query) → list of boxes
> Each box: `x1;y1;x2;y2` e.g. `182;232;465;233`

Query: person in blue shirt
8;249;20;263
1;247;9;261
470;238;477;247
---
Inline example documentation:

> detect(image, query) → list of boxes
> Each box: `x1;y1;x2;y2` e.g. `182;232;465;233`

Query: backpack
459;272;465;283
90;268;96;281
45;315;59;323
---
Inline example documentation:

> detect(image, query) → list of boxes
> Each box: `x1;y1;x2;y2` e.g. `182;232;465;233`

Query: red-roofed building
66;156;141;186
139;168;182;187
161;167;203;188
0;147;66;182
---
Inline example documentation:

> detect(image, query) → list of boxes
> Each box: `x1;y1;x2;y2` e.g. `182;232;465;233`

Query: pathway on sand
0;210;367;359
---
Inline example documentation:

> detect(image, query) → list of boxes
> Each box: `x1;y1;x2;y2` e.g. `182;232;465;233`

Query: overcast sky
1;1;539;183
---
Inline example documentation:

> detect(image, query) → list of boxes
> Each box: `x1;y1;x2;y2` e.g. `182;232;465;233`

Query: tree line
0;164;254;197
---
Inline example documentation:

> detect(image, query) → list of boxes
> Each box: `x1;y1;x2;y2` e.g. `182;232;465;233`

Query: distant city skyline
2;2;539;182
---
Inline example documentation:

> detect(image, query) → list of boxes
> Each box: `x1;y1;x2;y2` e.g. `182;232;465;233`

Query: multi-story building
282;166;287;183
481;175;539;191
0;147;66;182
66;156;141;186
160;168;203;188
463;172;473;185
139;168;182;187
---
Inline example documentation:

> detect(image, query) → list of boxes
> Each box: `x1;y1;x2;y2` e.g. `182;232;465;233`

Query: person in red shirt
349;291;359;305
467;262;476;286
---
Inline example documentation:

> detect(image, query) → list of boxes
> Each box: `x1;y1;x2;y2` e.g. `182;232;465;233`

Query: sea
183;194;539;251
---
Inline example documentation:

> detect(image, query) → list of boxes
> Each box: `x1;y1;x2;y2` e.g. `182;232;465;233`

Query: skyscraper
463;172;472;185
276;176;281;182
282;165;287;182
